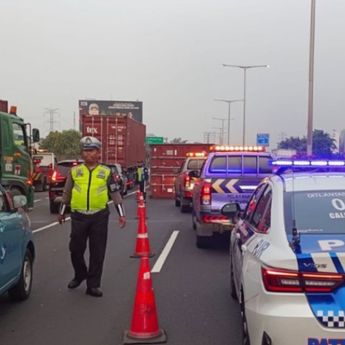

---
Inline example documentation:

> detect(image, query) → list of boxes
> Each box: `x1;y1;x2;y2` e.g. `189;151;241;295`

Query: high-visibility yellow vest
70;164;110;212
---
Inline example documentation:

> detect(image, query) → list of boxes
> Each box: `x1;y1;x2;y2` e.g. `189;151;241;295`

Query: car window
187;159;205;170
284;190;345;235
250;187;272;232
209;156;227;173
57;161;81;177
259;156;272;174
244;184;268;222
243;156;257;174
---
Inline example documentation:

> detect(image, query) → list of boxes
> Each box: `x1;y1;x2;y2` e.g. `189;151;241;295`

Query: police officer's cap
80;136;101;150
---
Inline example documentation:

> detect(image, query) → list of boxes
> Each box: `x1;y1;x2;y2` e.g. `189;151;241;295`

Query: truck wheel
49;201;60;214
196;235;210;249
175;197;181;207
8;249;33;301
10;187;24;197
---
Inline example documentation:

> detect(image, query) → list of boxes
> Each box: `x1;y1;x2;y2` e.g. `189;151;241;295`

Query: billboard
79;100;143;123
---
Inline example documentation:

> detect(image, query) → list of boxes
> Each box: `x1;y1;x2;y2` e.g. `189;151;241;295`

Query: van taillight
262;267;343;293
201;181;212;205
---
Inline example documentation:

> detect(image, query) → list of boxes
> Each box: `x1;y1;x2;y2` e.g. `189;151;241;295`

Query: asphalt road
0;191;242;345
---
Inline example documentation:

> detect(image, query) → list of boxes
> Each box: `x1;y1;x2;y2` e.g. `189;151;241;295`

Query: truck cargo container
149;143;213;199
80;114;146;186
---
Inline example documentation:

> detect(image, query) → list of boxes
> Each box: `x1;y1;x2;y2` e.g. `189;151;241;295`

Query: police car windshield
209;155;271;174
284;190;345;235
187;159;205;170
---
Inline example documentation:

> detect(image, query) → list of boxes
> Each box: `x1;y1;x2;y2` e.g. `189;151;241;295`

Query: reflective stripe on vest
70;164;110;211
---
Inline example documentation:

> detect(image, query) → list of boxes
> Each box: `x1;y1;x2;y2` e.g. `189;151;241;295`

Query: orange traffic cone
131;209;154;258
123;257;167;344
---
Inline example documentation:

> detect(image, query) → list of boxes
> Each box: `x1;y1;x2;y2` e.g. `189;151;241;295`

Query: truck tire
192;211;197;230
175;197;181;207
49;201;60;214
8;249;33;301
10;187;24;197
196;235;210;249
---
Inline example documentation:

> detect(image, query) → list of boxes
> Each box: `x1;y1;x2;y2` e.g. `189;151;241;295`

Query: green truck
0;101;39;208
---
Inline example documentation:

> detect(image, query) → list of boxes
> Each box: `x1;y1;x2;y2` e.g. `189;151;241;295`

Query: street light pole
222;64;269;146
213;117;227;145
214;99;243;144
307;0;316;156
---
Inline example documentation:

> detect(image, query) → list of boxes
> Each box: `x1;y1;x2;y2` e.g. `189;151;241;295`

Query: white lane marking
151;230;179;273
32;189;138;234
32;217;71;233
34;199;41;203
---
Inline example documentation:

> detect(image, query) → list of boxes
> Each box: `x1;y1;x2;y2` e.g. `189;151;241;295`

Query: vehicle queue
2;143;345;345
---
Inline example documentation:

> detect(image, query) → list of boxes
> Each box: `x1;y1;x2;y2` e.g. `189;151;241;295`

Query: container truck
0;100;40;208
149;143;213;199
80;114;146;186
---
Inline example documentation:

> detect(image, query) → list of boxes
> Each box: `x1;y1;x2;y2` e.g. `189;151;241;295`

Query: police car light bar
210;145;265;152
186;152;207;157
272;159;345;168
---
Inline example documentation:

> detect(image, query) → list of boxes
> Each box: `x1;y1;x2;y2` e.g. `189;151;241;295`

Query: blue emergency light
271;159;345;173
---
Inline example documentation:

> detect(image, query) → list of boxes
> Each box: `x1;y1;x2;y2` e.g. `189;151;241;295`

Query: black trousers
69;208;109;288
139;180;146;200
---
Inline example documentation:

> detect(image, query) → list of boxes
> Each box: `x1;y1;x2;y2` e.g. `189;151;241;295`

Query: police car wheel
240;289;251;345
8;249;33;301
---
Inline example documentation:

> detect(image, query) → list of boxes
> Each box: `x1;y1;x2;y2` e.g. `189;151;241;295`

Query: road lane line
32;217;71;233
34;199;41;203
151;230;179;273
32;188;139;234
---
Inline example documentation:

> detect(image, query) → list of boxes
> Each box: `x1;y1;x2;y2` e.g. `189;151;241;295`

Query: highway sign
145;136;164;144
256;133;270;146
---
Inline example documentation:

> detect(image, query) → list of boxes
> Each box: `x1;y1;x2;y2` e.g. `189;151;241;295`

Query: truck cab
0;103;39;208
174;151;207;212
32;151;57;192
191;145;272;248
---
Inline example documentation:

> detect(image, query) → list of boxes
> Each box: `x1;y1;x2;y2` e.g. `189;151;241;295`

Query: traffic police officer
136;160;149;200
58;136;126;297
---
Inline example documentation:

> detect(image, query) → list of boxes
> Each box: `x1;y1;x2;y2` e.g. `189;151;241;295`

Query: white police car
228;159;345;345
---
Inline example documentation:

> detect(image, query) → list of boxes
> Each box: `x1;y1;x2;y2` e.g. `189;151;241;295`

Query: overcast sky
1;0;345;147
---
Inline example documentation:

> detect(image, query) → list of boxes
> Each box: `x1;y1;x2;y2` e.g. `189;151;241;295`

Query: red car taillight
51;170;65;182
262;266;344;293
183;173;191;188
200;181;212;205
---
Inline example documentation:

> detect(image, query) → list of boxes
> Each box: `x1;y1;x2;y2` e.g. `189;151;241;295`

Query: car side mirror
13;195;27;209
32;128;40;143
221;203;240;221
188;170;200;178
